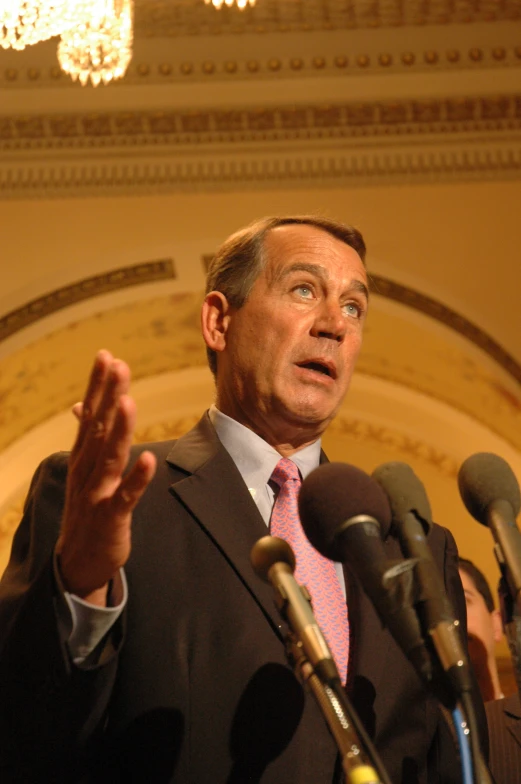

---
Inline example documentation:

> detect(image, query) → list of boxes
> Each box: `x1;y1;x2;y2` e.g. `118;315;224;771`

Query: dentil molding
0;94;520;198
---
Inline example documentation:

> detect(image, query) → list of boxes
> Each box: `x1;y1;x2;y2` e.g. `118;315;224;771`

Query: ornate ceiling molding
0;260;175;342
326;415;460;478
1;40;520;88
0;94;520;198
1;95;520;147
2;264;520;391
371;276;521;387
133;0;521;36
0;142;519;197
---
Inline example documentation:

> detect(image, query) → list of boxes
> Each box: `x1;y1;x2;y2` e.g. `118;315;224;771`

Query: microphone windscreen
458;452;521;525
251;536;295;582
372;461;432;532
298;462;392;560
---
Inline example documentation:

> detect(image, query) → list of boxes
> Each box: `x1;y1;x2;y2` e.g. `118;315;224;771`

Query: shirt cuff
53;553;127;664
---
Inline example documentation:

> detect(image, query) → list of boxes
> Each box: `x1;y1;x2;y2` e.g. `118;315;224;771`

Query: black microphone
298;462;433;684
372;461;472;702
458;452;521;611
251;535;339;685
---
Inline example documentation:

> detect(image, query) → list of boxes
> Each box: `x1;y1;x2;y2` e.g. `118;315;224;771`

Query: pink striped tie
270;457;349;684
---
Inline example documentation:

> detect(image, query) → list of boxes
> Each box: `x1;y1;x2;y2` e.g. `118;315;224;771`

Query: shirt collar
208;404;322;489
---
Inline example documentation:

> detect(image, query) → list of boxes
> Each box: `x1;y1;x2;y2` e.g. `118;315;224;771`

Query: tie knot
271;457;300;488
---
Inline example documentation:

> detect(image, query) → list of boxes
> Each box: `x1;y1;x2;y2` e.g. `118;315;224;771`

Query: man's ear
491;608;504;643
201;291;231;355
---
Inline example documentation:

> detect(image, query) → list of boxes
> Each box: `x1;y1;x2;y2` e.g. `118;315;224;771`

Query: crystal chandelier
205;0;256;8
58;0;133;88
0;1;86;50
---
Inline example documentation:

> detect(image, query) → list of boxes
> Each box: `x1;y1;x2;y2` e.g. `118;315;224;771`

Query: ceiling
0;1;518;249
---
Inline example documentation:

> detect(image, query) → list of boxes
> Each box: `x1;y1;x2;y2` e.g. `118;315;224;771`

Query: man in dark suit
458;558;521;783
486;692;521;784
0;216;477;783
458;558;505;703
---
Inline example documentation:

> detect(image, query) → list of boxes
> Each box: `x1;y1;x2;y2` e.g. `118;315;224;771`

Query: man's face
459;568;502;664
212;223;369;445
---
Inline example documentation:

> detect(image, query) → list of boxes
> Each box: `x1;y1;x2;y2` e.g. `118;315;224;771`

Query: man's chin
276;396;341;430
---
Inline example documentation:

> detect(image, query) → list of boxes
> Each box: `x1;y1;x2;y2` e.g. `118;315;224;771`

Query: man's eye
343;302;362;318
296;285;313;298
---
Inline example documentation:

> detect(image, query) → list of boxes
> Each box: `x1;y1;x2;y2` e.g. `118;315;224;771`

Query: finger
84;394;137;499
71;350;113;456
72;402;83;420
111;450;157;516
93;359;131;434
72;360;131;488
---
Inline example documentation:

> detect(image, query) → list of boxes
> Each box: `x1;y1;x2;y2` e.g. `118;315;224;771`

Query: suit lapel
165;413;286;641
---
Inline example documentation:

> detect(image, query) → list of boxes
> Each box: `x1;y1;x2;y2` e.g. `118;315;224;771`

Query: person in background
458;557;504;702
459;557;521;783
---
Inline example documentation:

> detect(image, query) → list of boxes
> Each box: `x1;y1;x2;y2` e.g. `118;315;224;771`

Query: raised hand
56;350;157;607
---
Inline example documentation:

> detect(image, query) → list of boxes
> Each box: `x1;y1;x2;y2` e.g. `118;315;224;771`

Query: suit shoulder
129;440;177;463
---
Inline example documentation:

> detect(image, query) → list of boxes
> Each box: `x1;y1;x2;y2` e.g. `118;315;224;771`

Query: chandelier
58;0;133;87
0;1;86;50
204;0;256;8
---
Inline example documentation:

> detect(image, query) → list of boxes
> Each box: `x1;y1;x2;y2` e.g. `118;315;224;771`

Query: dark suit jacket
486;692;521;784
0;413;476;783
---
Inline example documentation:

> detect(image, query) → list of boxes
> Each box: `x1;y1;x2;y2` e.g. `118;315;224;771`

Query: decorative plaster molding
1;43;520;88
1;137;520;199
327;415;460;478
1;95;520;150
0;94;520;197
371;276;521;387
134;414;201;444
133;0;521;35
0;260;175;342
2;265;520;392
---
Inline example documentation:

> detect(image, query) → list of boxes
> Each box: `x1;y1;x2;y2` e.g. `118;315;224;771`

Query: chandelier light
204;0;256;9
58;0;133;88
0;1;86;50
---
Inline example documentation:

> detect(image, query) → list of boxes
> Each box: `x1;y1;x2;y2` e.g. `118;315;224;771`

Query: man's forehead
265;221;356;250
262;224;366;278
460;571;484;599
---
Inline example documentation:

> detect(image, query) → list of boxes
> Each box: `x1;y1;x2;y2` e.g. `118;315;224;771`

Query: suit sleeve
0;453;124;783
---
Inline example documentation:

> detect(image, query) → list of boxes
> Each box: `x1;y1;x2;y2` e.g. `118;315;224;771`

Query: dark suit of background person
0;216;484;783
486;692;521;784
458;558;521;784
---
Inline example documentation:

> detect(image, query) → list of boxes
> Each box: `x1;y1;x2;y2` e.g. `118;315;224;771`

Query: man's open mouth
296;361;336;379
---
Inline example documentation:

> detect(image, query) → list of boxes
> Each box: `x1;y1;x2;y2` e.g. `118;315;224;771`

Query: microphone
300;461;491;782
251;535;339;685
251;534;392;784
372;462;472;702
298;462;433;684
458;452;521;611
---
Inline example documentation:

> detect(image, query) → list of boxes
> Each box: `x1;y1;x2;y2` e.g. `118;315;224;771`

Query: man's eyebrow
274;262;369;300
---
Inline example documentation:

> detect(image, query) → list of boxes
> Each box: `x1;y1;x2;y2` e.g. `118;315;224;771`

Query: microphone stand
251;536;392;784
395;511;492;784
287;635;388;784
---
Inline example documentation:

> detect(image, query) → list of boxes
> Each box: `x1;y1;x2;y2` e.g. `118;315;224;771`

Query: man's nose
310;301;346;342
